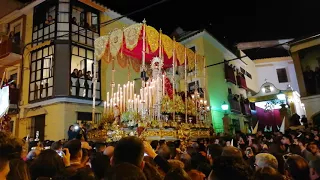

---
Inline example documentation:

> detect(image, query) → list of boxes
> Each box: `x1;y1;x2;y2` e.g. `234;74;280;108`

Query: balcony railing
70;77;101;100
225;63;236;84
237;74;248;90
0;36;22;57
229;98;241;114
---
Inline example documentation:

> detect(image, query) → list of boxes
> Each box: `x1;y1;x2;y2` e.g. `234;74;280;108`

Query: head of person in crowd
308;142;319;155
188;169;206;180
211;155;252;180
281;134;293;145
221;146;243;160
157;144;171;160
90;152;110;180
112;136;145;168
150;140;160;151
64;139;83;163
309;158;320;180
164;167;191;180
103;146;114;158
207;144;223;165
0;132;22;180
51;141;63;152
7;158;30;180
29;149;65;180
95;143;106;153
284;154;309;180
107;162;147;180
143;161;163;180
253;166;284;180
255;153;278;170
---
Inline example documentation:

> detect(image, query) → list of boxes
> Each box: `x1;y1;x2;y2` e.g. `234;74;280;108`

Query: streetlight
221;101;229;111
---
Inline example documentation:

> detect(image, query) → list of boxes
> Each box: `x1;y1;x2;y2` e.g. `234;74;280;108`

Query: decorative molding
255;64;274;67
105;9;136;26
22;97;103;109
254;56;293;64
78;0;106;12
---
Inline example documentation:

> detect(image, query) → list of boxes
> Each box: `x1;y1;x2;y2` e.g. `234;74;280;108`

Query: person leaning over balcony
45;15;55;25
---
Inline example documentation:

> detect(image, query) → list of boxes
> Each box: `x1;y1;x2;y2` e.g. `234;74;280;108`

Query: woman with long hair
7;159;30;180
29;149;66;180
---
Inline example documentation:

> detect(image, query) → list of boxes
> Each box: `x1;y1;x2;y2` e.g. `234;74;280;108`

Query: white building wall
255;59;299;93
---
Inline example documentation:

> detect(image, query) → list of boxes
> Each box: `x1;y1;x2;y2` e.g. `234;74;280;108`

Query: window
70;45;100;99
246;71;252;79
276;68;289;83
56;1;70;40
71;3;99;46
29;45;54;101
33;4;56;46
46;6;56;21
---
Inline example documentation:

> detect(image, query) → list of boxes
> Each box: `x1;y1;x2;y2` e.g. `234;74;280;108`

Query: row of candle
103;76;165;115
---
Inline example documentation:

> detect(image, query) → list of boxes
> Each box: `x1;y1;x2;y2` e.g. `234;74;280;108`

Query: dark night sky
18;0;320;44
97;0;320;45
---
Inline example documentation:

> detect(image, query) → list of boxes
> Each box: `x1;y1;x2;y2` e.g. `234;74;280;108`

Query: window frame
29;45;55;102
70;44;101;99
276;68;289;83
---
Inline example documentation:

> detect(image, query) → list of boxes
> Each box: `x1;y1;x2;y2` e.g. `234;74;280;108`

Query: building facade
179;30;259;133
0;0;140;140
289;34;320;126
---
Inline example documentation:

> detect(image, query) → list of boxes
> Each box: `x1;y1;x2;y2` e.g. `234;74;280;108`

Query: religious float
88;20;212;142
0;74;12;132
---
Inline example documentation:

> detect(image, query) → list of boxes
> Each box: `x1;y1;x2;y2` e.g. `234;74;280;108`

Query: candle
162;74;165;96
103;101;106;114
140;88;143;103
138;95;141;112
130;82;132;100
123;85;126;112
120;94;123;113
107;92;109;104
134;94;137;111
204;100;207;105
149;86;152;109
133;81;135;98
110;99;113;111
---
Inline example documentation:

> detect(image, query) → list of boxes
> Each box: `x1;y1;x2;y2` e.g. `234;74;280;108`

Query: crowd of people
1;128;320;180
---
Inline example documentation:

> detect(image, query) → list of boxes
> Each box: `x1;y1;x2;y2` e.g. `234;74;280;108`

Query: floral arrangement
161;95;173;114
187;98;197;116
121;111;141;124
98;112;114;130
174;95;185;114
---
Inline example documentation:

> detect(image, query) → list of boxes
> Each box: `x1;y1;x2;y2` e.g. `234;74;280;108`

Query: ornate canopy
94;22;205;72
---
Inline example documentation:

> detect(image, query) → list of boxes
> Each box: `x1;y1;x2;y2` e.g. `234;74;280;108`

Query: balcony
237;73;248;90
71;24;99;47
70;77;101;100
225;63;236;85
0;36;22;58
